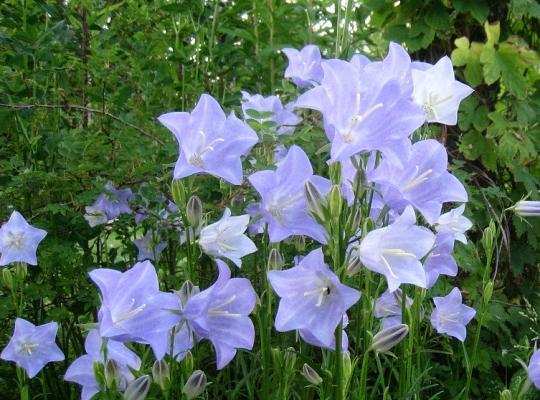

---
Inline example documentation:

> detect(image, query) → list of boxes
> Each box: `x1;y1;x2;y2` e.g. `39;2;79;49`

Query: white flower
412;56;473;125
198;208;257;267
435;204;472;244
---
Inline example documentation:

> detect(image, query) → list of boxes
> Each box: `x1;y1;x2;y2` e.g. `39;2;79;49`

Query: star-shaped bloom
64;329;141;400
183;260;257;369
199;208;257;267
248;145;331;243
424;233;458;288
241;91;301;135
435;204;472;244
295;45;425;165
0;211;47;266
89;261;181;360
374;289;413;329
412;56;474;125
282;45;324;88
528;349;540;389
267;248;361;348
84;183;132;226
430;287;476;342
370;139;468;224
133;231;167;261
359;206;435;292
1;318;64;378
158;94;259;185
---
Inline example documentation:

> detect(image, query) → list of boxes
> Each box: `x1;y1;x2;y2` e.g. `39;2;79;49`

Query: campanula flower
89;261;181;360
374;289;412;329
241;91;301;135
370;139;468;224
248;145;330;243
295;48;425;164
158;94;259;185
267;248;361;348
0;211;47;266
64;329;141;400
183;260;257;369
282;45;324;87
424;233;458;288
430;287;476;341
199;208;257;267
528;349;540;389
412;56;474;125
359;206;435;292
1;318;64;378
513;200;540;217
133;231;167;261
435;204;472;244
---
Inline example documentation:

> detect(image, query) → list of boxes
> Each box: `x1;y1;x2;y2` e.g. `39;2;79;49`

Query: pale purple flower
359;206;435;292
183;260;257;369
0;211;47;266
370;139;468;224
198;208;257;267
246;203;265;235
412;56;474;125
241;91;301;135
295;46;425;164
64;329;141;400
133;231;167;261
84;183;132;225
158;94;259;185
267;248;361;348
282;45;324;88
84;204;108;227
1;318;64;378
514;200;540;217
374;289;412;329
299;314;350;352
430;287;476;342
435;205;472;244
89;261;181;360
248;145;330;243
424;233;458;288
528;349;540;389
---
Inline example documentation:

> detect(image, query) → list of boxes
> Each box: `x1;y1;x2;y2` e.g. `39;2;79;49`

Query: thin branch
0;103;164;145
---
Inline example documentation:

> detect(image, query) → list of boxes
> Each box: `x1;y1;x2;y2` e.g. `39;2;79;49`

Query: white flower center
423;93;454;120
7;232;25;250
188;130;225;169
112;298;147;325
341;93;384;143
18;341;39;355
380;249;416;279
438;311;460;326
208;295;241;318
402;165;433;192
268;193;303;224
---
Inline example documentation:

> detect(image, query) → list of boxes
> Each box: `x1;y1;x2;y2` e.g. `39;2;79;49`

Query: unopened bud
171;180;186;208
483;281;494;305
304;181;326;223
481;220;496;256
329;162;342;185
301;363;322;385
15;263;27;282
284;347;297;370
178;280;198;307
346;253;362;277
499;389;512;400
124;375;151;400
183;351;194;371
182;370;207;400
347;208;362;234
104;359;120;390
342;352;352;380
513;200;540;217
93;361;105;388
152;359;170;390
371;324;409;353
186;196;203;228
2;269;13;290
268;248;284;270
292;236;305;252
328;185;343;220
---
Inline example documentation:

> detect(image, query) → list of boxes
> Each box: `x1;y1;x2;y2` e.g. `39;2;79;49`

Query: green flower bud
2;268;13;290
329;162;342;185
292;235;305;252
499;389;512;400
171;180;186;208
182;370;207;400
302;363;323;385
105;359;120;390
304;181;326;223
328;185;343;221
178;280;197;307
268;248;285;270
124;375;151;400
346;253;362;277
483;281;494;305
284;347;297;370
183;350;194;372
15;262;27;282
152;359;170;391
371;324;409;353
186;195;203;228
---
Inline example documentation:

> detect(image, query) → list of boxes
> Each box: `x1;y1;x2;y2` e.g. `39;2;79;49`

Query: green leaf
484;21;500;46
453;0;489;22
